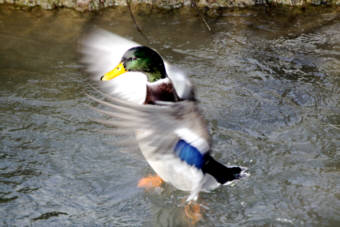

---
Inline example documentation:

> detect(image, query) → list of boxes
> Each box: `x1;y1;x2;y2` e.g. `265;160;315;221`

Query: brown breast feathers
144;82;179;105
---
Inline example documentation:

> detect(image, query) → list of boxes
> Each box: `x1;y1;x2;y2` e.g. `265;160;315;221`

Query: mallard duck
81;29;247;207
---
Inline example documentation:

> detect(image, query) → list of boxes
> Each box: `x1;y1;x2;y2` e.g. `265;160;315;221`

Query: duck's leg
184;202;202;225
137;175;163;189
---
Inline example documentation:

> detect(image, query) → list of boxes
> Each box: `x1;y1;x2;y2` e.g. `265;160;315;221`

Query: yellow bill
101;62;126;81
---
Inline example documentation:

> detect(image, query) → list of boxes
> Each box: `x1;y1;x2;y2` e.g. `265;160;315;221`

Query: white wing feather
80;29;147;104
165;63;195;100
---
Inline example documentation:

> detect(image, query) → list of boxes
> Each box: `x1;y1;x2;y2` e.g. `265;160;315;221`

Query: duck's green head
101;46;166;82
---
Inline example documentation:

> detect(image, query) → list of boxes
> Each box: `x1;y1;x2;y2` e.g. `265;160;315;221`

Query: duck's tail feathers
202;155;249;185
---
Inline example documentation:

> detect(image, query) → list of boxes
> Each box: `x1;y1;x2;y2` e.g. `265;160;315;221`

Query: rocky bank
0;0;339;12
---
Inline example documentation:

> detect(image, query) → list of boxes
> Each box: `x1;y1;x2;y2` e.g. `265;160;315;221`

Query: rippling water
0;5;339;226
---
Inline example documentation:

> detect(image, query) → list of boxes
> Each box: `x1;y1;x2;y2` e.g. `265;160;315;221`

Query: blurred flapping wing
88;94;210;158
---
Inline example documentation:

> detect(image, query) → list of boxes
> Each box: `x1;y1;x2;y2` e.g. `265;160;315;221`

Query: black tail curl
202;154;245;184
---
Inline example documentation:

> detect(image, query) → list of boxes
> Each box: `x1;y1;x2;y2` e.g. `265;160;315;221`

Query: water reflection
0;5;339;226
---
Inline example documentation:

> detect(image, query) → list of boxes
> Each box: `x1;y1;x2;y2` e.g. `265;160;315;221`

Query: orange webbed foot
184;202;202;225
137;175;163;189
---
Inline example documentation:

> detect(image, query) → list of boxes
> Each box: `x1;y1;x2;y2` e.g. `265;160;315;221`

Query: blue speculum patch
174;139;205;169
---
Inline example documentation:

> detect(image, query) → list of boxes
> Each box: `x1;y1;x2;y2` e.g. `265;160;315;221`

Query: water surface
0;6;339;226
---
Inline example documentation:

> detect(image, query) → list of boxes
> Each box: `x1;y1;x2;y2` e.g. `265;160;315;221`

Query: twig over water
126;0;150;43
191;0;213;32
